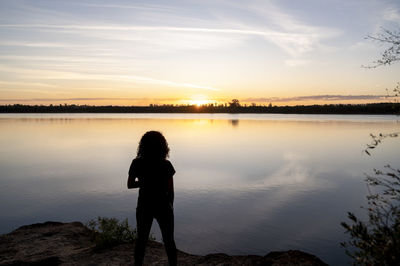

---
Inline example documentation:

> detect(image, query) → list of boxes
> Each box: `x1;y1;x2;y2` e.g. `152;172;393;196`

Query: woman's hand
127;175;139;189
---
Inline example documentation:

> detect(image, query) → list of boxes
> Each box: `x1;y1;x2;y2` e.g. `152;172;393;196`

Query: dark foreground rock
0;222;328;265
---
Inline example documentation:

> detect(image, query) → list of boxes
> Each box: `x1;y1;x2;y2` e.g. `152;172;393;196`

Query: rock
263;250;328;266
0;222;328;265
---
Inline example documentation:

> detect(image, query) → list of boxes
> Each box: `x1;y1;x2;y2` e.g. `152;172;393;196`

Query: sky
0;0;399;106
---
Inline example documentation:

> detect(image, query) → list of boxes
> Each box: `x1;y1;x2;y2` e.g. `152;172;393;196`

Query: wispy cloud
0;97;175;102
382;7;400;24
0;24;260;51
0;80;59;88
0;23;286;36
0;65;219;91
72;2;178;12
75;3;162;10
0;40;84;48
217;1;341;56
0;23;339;54
243;95;393;103
0;0;341;57
0;55;117;63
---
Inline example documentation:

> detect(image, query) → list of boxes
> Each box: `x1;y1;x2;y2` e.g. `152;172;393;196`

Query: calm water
0;113;399;265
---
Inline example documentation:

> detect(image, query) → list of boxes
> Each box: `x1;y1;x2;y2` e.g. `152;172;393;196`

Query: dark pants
134;204;177;266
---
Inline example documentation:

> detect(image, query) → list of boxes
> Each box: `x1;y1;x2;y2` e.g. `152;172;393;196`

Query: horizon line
0;94;395;104
0;102;397;108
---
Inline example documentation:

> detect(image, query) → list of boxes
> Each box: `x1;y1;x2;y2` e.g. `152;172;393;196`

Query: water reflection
0;114;399;265
229;119;239;127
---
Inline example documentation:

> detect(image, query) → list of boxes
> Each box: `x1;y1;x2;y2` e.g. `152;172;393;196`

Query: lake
0;113;399;265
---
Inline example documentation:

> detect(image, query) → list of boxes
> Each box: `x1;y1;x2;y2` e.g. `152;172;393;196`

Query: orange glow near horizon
183;95;216;107
0;96;395;107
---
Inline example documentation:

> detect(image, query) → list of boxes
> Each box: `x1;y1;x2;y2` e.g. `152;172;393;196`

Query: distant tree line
1;102;399;114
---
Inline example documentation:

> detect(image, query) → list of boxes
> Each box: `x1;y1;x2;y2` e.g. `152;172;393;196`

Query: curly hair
137;131;170;159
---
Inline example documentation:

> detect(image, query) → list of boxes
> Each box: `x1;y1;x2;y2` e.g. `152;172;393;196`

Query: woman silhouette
128;131;177;266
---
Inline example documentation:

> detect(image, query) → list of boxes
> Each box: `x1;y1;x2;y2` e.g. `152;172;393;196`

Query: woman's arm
127;159;139;189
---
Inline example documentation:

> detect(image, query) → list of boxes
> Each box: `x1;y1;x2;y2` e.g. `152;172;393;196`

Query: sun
190;99;210;106
187;95;213;107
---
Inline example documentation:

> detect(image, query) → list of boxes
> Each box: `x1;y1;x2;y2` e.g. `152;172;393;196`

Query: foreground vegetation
341;27;400;265
341;165;400;265
86;217;154;249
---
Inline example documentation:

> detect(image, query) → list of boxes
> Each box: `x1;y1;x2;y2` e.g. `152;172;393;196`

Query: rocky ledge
0;222;327;265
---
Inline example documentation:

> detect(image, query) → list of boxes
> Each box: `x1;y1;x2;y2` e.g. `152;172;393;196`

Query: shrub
86;217;145;249
341;165;400;265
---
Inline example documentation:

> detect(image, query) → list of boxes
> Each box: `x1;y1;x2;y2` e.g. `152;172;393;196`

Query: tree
229;99;240;108
363;28;400;150
363;28;400;68
341;27;400;265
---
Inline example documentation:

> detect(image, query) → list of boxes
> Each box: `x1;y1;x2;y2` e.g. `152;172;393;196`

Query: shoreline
1;102;399;115
0;221;328;265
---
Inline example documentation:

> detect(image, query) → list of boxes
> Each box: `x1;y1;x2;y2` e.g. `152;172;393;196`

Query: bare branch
363;28;400;68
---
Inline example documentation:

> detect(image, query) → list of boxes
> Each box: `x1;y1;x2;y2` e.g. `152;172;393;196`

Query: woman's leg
156;207;177;266
135;208;153;266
